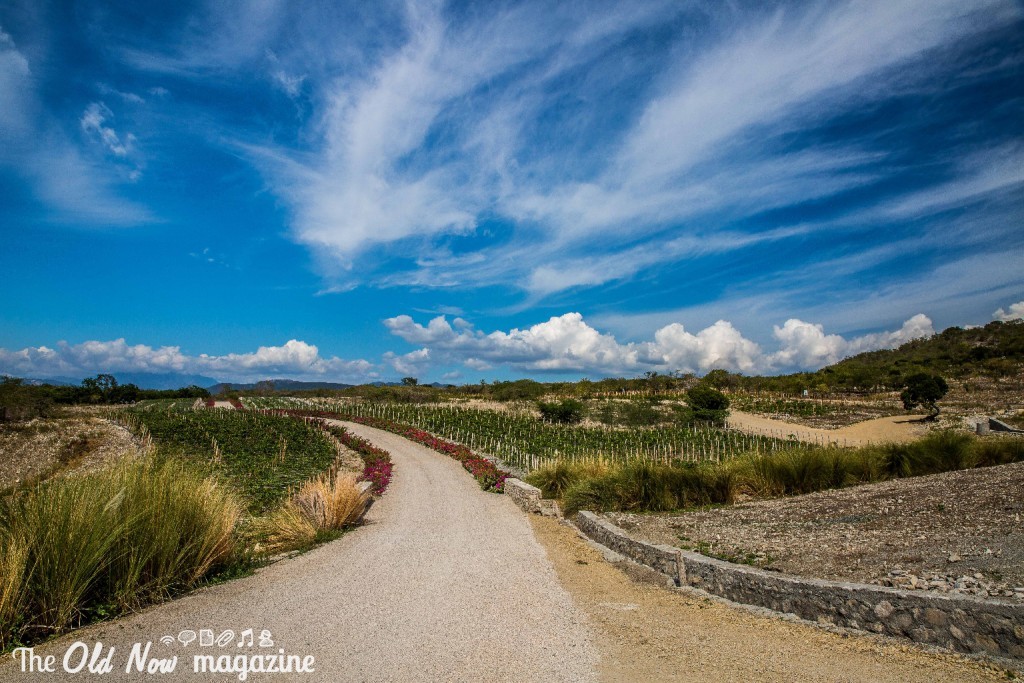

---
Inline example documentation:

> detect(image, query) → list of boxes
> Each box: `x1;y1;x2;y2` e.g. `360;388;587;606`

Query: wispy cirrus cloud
238;0;1021;304
0;27;152;224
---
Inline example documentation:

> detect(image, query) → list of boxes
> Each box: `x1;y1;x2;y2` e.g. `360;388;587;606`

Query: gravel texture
530;515;1011;682
607;461;1024;603
0;421;598;682
0;416;140;489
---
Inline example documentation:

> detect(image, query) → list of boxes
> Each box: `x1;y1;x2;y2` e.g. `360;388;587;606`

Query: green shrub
559;460;737;515
686;385;730;422
972;438;1024;467
525;460;609;499
543;430;1022;519
537;399;585;424
912;430;975;474
845;446;886;483
881;442;915;478
742;448;854;496
561;476;623;515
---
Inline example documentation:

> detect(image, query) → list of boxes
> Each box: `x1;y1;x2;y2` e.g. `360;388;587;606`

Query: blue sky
0;0;1022;384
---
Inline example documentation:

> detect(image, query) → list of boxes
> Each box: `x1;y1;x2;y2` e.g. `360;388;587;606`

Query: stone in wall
573;511;1024;661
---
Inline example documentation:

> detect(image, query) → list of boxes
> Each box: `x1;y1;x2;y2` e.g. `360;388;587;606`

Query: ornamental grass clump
100;459;240;609
559;460;737;515
0;457;241;646
0;532;28;649
742;448;855;497
259;472;370;553
526;460;610;499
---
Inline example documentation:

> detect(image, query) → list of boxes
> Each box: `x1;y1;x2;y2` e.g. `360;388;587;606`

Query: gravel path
1;422;597;682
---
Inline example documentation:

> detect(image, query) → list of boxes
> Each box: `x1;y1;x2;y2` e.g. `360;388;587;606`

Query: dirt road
727;410;925;446
530;516;1008;682
4;423;1008;682
1;422;597;682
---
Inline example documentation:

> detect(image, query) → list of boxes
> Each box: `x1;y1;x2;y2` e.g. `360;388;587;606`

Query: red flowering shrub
271;409;509;493
326;424;394;495
346;416;509;493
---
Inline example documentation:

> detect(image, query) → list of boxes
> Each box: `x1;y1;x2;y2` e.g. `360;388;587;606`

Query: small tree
401;377;418;386
686;385;730;422
900;373;949;420
537;398;585;424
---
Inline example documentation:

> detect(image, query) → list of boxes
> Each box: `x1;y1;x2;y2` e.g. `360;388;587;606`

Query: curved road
1;422;597;682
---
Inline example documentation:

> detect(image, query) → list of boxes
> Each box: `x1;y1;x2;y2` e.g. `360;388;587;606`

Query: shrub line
260;409;511;492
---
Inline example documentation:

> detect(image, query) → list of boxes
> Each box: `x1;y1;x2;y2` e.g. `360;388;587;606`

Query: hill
817;319;1024;388
210;379;356;394
711;319;1024;393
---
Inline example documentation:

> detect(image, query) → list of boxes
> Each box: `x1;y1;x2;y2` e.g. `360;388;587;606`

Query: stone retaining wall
505;478;543;513
503;478;560;517
574;512;681;584
573;512;1024;661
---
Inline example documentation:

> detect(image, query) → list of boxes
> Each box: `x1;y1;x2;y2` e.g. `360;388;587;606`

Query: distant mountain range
19;373;218;391
12;374;455;392
208;379;356;393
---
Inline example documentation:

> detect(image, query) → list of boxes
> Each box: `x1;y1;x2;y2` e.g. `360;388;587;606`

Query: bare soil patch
529;514;1009;682
726;410;927;445
607;461;1024;604
0;416;140;489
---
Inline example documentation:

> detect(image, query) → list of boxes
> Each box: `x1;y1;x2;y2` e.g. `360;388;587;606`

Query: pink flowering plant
329;426;394;495
347;416;510;493
271;409;509;493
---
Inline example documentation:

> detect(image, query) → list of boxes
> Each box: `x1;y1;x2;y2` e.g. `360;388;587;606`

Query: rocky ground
530;515;1011;682
607;461;1024;604
0;414;140;489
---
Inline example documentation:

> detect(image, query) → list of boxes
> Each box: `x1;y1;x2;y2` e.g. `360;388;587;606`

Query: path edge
504;477;1024;669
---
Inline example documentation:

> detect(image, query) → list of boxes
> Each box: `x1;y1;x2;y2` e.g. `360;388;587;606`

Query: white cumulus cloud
0;339;376;383
994;301;1024;322
384;311;937;376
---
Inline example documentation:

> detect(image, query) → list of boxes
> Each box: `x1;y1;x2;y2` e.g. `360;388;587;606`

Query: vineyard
113;407;339;512
247;397;805;472
133;397;203;412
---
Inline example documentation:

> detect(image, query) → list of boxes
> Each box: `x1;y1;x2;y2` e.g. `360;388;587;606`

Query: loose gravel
530;514;1010;682
608;461;1024;603
0;416;140;489
0;421;598;682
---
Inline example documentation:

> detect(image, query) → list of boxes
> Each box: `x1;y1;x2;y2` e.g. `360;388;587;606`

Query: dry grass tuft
256;504;317;554
292;472;370;529
0;532;27;647
0;458;241;646
258;472;370;554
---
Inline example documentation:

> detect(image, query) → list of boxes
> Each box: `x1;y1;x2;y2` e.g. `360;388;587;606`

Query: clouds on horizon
0;339;376;384
5;302;1022;383
383;311;938;377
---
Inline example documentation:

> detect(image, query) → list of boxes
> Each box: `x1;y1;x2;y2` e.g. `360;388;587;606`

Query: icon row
159;629;273;648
